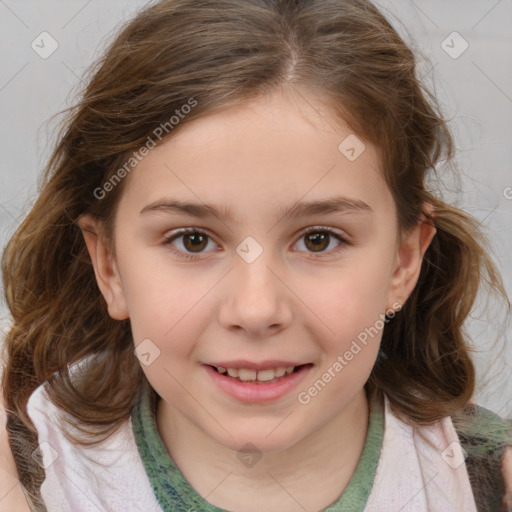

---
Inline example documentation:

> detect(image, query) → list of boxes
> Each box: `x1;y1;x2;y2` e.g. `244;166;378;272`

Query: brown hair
1;0;509;508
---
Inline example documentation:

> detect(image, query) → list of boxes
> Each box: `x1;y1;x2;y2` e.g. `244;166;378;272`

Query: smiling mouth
208;364;312;383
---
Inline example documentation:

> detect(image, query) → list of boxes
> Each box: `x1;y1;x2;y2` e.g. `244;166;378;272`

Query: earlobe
77;214;129;320
387;205;437;310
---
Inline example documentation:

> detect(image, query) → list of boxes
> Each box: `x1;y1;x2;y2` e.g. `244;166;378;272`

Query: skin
502;447;512;511
79;86;436;512
0;396;30;512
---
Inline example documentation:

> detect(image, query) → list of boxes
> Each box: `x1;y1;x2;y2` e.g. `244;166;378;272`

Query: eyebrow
139;196;372;223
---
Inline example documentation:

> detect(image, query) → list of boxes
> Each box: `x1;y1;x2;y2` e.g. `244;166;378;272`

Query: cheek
294;251;394;377
308;278;385;403
303;258;393;333
115;251;206;349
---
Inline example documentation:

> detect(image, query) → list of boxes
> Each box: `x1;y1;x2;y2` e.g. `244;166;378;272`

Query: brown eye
304;231;330;252
182;232;208;252
293;227;348;257
164;229;217;259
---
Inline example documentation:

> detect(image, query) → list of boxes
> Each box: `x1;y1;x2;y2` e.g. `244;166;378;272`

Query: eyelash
162;226;350;261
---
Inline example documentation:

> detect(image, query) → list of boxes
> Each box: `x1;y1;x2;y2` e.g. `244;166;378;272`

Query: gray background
0;0;511;416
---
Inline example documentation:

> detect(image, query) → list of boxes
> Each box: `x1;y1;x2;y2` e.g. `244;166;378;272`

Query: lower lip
204;364;312;403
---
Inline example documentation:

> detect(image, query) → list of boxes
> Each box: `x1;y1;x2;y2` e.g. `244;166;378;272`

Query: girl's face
83;88;434;453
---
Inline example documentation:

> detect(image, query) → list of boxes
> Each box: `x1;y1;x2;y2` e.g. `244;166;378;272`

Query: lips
206;359;310;382
204;363;313;402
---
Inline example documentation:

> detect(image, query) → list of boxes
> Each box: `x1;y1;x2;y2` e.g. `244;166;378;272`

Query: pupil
185;233;207;252
306;232;328;252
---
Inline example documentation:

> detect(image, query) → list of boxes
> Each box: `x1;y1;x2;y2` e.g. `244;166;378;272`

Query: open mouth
207;364;312;384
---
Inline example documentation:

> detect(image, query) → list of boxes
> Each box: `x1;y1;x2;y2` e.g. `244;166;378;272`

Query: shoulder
26;381;56;426
25;381;158;511
453;403;512;512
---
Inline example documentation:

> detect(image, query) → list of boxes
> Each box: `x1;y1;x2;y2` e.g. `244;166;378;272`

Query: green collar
132;379;384;512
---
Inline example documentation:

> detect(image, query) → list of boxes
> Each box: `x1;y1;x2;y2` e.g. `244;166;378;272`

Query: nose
218;251;293;337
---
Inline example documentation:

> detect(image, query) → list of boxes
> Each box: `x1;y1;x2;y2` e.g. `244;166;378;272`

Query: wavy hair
1;0;509;509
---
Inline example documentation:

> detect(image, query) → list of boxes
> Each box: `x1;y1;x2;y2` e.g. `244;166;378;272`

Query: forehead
117;88;394;222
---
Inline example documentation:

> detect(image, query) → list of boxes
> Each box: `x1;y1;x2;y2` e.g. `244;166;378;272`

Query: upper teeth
216;366;295;382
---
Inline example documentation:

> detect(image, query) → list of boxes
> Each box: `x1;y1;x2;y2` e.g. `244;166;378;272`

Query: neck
157;389;370;512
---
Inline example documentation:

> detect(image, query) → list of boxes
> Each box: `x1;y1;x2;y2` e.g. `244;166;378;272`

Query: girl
1;0;511;511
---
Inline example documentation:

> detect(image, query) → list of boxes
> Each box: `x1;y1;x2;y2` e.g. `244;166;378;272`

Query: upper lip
205;360;309;370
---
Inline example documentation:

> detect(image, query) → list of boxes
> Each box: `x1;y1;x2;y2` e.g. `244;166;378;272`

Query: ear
386;203;437;311
77;213;129;320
